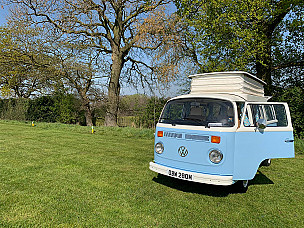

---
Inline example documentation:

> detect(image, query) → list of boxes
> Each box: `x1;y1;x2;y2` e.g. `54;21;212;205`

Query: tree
6;0;172;126
137;96;167;128
0;22;107;126
56;42;107;126
118;94;167;128
173;0;304;95
0;26;55;98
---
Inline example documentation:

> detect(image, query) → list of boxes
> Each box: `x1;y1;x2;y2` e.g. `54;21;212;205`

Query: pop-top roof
188;71;267;102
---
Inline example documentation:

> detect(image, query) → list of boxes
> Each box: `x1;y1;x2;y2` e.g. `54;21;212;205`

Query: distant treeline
0;87;303;137
0;93;167;129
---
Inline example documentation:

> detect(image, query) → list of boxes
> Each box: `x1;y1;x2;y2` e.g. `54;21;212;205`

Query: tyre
261;159;271;167
233;180;249;193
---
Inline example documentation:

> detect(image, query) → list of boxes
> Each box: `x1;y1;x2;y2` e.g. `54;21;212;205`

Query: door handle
285;139;294;143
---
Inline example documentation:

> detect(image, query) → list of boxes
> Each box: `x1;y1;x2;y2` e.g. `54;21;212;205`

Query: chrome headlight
155;142;164;154
209;150;223;164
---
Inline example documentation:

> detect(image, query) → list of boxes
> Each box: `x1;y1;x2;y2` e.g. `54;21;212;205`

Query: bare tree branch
272;60;304;70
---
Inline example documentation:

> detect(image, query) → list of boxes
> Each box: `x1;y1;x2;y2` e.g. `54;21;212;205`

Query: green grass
0;120;303;227
295;137;304;155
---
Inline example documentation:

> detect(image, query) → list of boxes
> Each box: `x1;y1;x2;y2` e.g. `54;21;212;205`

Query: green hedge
0;98;29;121
0;94;85;125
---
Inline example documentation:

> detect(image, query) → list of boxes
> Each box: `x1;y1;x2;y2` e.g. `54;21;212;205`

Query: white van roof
170;93;269;103
187;71;268;102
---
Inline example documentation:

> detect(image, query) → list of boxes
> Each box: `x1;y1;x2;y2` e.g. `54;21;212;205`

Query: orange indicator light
211;136;221;144
157;131;163;137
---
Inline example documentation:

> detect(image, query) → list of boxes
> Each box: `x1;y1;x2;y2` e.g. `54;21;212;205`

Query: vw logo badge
178;146;188;157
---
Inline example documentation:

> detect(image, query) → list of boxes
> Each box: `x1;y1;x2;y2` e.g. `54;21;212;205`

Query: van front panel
154;125;235;176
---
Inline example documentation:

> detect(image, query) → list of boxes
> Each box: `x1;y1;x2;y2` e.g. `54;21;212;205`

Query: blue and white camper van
149;71;294;191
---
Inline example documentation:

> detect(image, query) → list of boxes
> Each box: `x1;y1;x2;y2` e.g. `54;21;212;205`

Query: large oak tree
6;0;171;126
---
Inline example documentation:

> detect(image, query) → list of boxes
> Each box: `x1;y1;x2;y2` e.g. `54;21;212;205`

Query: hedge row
0;94;86;125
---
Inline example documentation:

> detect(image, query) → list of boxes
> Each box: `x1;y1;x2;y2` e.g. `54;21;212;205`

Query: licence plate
168;169;193;181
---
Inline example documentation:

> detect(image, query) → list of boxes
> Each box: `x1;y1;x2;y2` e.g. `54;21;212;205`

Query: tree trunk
256;56;272;96
84;104;93;126
104;51;124;126
82;96;93;126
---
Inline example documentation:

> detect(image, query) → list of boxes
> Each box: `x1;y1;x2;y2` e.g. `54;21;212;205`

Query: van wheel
261;159;271;167
233;180;249;193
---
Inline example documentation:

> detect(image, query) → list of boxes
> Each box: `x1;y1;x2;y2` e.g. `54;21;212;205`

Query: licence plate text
168;169;193;181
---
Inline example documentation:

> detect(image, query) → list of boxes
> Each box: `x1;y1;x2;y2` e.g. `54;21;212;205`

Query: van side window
272;105;288;127
243;110;251;126
264;105;275;121
250;105;264;126
243;104;288;127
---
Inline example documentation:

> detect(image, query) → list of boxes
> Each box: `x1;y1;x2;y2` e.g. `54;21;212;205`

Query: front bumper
149;162;233;186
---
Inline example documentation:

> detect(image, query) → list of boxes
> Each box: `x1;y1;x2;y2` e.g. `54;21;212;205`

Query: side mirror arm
256;119;267;130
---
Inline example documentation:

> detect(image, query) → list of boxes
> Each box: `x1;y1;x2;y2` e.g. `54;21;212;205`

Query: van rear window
159;98;234;127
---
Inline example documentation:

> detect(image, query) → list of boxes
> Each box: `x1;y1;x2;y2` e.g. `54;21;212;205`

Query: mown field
0;120;303;227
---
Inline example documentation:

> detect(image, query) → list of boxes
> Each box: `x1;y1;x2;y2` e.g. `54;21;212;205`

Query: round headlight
209;150;223;164
155;142;164;154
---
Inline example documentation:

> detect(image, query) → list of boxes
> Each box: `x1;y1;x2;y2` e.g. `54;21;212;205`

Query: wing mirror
257;119;267;130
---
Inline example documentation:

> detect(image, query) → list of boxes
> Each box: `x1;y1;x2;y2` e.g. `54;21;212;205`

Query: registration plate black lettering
168;170;193;181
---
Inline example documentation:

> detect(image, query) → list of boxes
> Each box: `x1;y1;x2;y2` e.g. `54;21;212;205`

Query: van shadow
250;170;274;186
152;170;273;197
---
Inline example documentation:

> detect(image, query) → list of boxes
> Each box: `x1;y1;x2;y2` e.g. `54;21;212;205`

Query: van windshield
159;98;235;127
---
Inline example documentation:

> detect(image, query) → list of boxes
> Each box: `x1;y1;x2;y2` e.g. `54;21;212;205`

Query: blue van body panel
154;126;295;181
233;130;295;180
154;126;235;176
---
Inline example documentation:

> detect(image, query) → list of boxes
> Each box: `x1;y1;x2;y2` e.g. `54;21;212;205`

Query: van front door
234;102;294;180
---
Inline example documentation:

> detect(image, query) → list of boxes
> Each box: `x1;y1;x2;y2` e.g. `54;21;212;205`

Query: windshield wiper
183;117;204;125
160;118;177;126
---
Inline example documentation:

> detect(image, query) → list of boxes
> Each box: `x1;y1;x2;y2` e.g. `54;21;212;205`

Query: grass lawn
0;120;303;227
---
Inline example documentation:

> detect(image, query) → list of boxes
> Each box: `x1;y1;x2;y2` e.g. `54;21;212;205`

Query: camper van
149;71;294;191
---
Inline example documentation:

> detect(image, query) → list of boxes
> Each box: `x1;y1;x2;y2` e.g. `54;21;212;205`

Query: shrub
0;98;29;121
26;96;57;122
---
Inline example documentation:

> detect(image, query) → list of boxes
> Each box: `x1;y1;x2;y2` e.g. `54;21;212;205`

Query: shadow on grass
250;170;274;185
152;170;273;197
